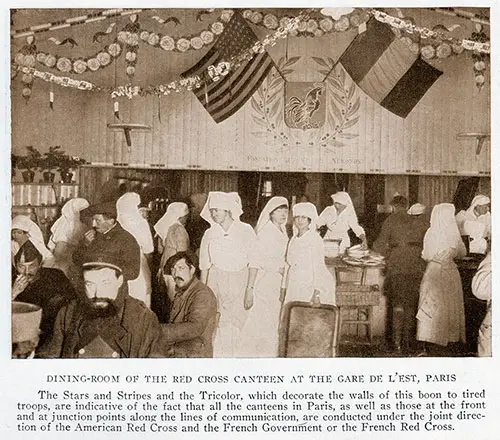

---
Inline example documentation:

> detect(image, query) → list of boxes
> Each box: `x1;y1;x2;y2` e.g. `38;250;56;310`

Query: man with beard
38;250;160;358
159;251;217;358
72;201;141;283
12;240;76;349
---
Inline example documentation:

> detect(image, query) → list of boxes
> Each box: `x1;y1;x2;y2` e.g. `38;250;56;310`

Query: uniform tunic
284;229;335;304
199;221;256;357
160;279;217;358
417;205;467;346
37;290;160;358
317;206;365;253
73;223;141;282
373;211;429;350
238;221;289;357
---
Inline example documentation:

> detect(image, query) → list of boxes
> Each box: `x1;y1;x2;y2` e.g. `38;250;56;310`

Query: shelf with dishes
12;183;79;207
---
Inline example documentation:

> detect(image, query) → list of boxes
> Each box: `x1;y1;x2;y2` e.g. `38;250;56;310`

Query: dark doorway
320;173;349;213
453;177;480;213
364;174;385;245
238;172;308;225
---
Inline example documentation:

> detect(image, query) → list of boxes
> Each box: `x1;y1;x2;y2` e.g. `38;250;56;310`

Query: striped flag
182;11;275;123
339;18;443;118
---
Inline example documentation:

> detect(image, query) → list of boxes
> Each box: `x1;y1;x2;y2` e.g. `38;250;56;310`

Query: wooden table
325;257;387;341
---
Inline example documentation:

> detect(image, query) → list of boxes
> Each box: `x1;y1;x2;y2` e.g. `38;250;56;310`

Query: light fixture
456;132;490;155
107;123;151;148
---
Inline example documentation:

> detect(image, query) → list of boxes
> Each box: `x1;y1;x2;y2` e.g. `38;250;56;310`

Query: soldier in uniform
38;250;161;358
159;251;217;358
73;201;141;283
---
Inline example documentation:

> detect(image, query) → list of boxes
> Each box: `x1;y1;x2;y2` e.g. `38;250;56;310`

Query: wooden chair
279;301;341;357
335;266;380;344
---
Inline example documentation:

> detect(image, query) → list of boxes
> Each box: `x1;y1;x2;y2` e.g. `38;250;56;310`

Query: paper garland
13;11;307;100
369;9;490;55
13;7;489;84
13;7;490;101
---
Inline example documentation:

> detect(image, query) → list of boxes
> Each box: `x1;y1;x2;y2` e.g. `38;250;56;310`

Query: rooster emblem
284;85;325;130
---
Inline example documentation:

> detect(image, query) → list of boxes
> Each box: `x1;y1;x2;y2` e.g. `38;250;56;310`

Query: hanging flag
338;18;443;118
284;82;326;130
182;11;275;123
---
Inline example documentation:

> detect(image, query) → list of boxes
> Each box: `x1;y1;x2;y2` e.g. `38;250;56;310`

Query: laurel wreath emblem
250;56;360;149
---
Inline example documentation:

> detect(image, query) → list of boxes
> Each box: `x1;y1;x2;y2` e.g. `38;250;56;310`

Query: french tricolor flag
339;19;443;118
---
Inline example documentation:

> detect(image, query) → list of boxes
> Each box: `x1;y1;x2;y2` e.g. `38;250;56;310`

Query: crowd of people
11;187;491;359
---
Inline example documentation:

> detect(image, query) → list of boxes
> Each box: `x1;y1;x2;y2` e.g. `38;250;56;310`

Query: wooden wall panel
385;175;409;203
203;172;238;193
75;53;490;176
418;175;460;210
11;11;490;178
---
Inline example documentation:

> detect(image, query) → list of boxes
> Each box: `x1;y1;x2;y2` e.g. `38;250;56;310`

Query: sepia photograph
9;5;491;363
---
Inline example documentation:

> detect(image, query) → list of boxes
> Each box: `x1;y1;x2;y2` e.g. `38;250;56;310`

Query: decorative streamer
16;65;95;90
157;97;161;122
49;89;54;110
114;100;120;120
11;9;143;38
14;8;488;99
369;8;490;53
426;7;490;26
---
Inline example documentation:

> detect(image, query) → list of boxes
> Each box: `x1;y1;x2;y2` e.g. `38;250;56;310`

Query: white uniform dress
455;195;491;240
284;202;335;305
318;192;365;254
471;253;491;356
238;197;289;357
48;198;90;286
199;192;256;358
117;193;154;307
285;229;335;304
417;203;467;346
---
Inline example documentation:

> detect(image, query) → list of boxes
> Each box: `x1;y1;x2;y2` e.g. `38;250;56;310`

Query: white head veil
200;191;243;225
255;196;289;234
154;202;189;241
332;191;355;215
292;202;319;235
48;198;89;249
423;203;462;258
467;195;490;216
12;215;53;261
116;192;154;253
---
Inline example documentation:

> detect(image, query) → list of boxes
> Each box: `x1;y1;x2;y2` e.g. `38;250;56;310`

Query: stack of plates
342;249;385;267
346;245;369;259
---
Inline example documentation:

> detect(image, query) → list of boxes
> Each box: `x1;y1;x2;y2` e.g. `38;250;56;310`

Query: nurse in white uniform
199;192;256;357
239;196;290;357
284;202;335;306
317;191;367;254
116;193;154;307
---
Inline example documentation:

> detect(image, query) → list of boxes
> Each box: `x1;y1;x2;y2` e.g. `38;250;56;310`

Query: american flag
182;11;275;123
